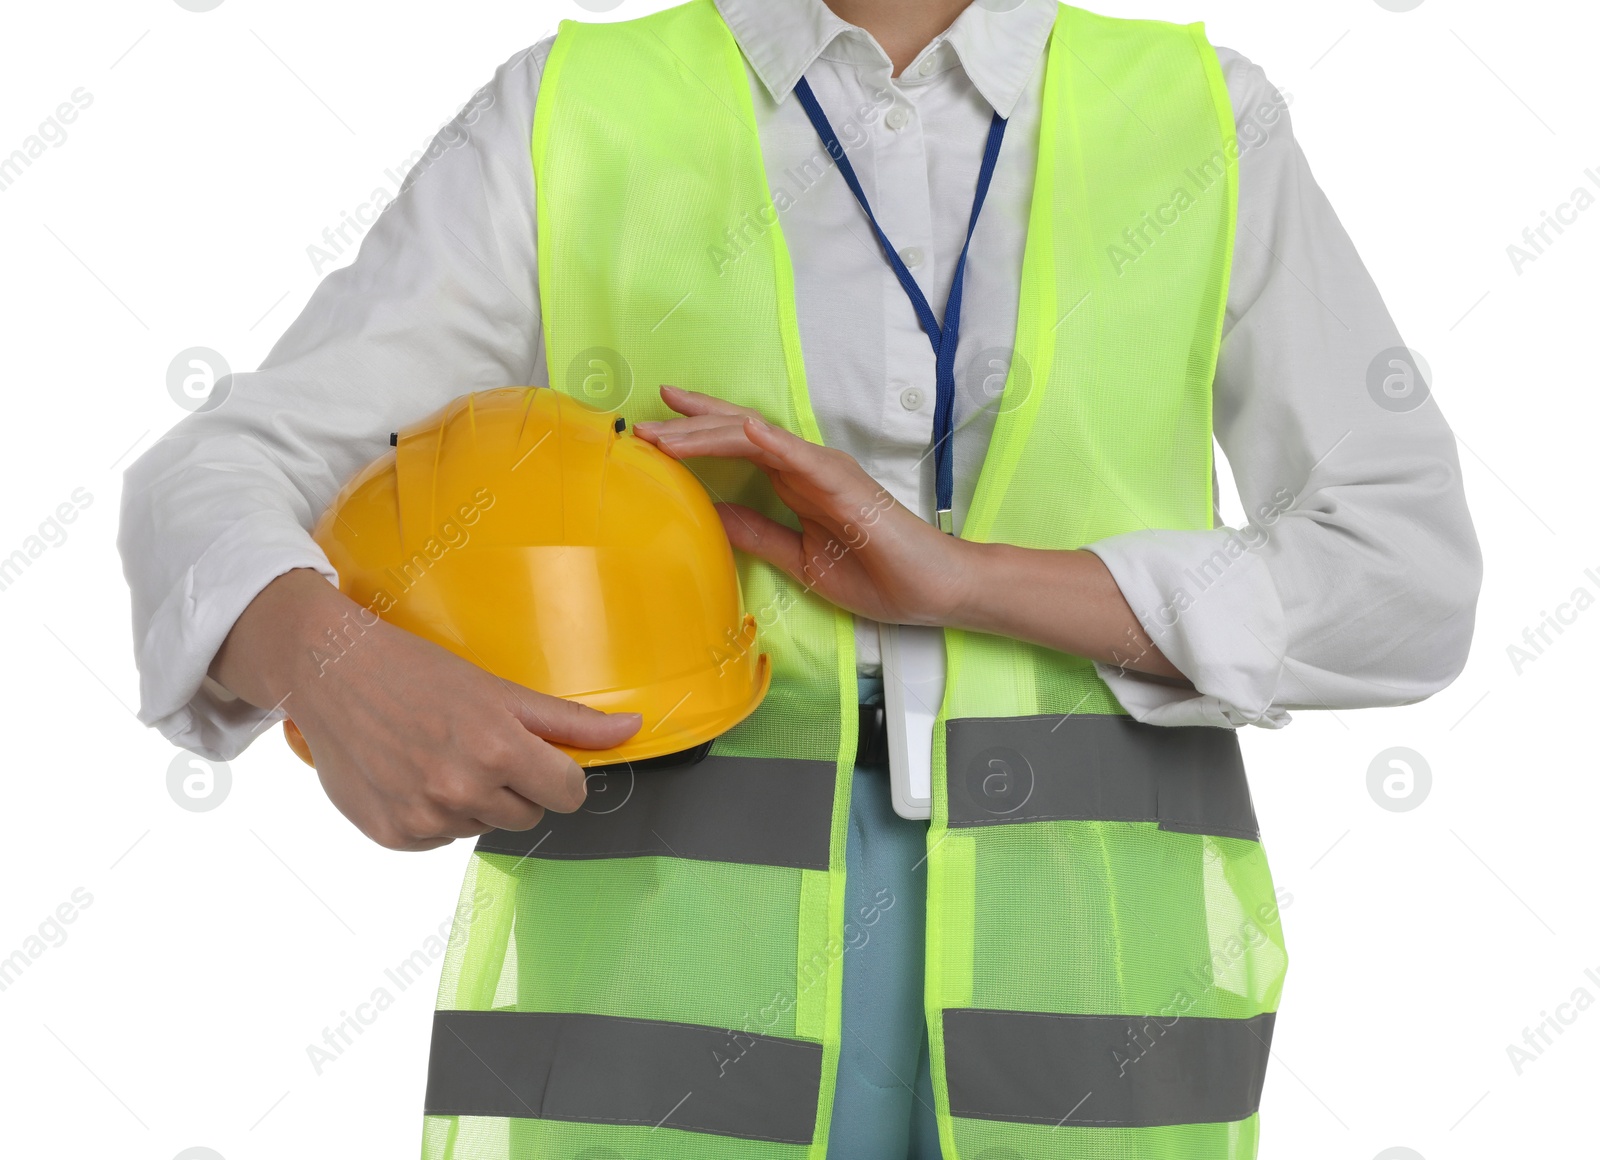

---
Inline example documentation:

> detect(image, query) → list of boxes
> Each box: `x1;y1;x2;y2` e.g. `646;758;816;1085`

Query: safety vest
422;3;1289;1158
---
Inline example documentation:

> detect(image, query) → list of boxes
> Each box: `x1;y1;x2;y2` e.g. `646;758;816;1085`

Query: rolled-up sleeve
1085;49;1483;729
116;40;552;761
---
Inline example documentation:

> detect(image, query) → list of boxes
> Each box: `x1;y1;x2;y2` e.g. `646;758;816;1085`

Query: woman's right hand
209;568;642;850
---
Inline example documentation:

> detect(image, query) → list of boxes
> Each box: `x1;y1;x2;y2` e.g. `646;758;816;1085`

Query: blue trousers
826;686;943;1158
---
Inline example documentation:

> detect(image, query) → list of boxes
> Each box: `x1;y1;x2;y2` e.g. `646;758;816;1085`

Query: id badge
879;622;946;821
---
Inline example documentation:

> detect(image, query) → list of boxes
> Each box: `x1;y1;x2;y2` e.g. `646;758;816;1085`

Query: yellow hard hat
282;387;770;768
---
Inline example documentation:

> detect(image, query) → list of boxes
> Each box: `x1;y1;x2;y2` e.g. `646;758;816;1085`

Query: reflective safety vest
421;2;1288;1157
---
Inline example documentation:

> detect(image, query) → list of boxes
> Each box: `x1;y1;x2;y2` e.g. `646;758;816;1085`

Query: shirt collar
713;0;1058;119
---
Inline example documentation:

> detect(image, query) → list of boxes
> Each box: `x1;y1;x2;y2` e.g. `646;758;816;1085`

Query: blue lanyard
793;76;1008;534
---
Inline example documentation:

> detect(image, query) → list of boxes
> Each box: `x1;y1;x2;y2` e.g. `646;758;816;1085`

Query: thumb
500;684;643;750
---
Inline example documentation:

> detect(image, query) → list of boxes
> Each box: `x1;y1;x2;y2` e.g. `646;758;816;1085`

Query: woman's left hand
633;384;973;627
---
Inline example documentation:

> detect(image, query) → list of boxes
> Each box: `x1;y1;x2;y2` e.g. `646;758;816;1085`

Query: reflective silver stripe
474;755;835;870
945;715;1259;840
425;1009;821;1144
943;1008;1275;1128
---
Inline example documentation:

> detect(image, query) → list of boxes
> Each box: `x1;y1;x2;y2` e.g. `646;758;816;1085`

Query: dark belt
857;701;889;767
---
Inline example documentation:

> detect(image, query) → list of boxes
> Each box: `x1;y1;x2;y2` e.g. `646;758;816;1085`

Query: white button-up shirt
117;0;1481;761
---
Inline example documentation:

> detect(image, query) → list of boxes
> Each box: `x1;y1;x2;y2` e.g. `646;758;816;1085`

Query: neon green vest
423;4;1288;1158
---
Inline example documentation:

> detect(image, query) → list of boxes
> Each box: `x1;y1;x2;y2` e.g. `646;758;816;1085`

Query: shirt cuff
1084;528;1294;730
134;509;336;761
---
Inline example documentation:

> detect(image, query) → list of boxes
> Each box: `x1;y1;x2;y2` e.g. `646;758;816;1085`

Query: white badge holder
879;622;946;821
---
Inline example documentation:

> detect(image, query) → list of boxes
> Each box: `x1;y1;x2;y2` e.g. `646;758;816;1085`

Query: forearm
945;540;1187;683
209;567;356;713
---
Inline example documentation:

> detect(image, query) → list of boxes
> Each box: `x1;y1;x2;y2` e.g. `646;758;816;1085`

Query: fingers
495;739;589;817
496;684;641;816
637;388;800;463
739;416;835;481
715;503;807;578
638;417;771;463
633;413;755;454
462;788;547;834
431;815;502;840
634;414;737;438
306;625;638;852
390;836;457;852
639;415;847;498
400;724;588;839
656;383;760;419
499;682;644;750
742;419;884;524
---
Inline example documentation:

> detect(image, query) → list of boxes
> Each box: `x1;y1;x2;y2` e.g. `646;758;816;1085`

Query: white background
0;1;1594;1157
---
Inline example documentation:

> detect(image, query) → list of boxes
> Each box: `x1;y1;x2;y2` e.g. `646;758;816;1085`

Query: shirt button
900;386;925;411
917;56;938;77
899;246;924;269
884;105;910;131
